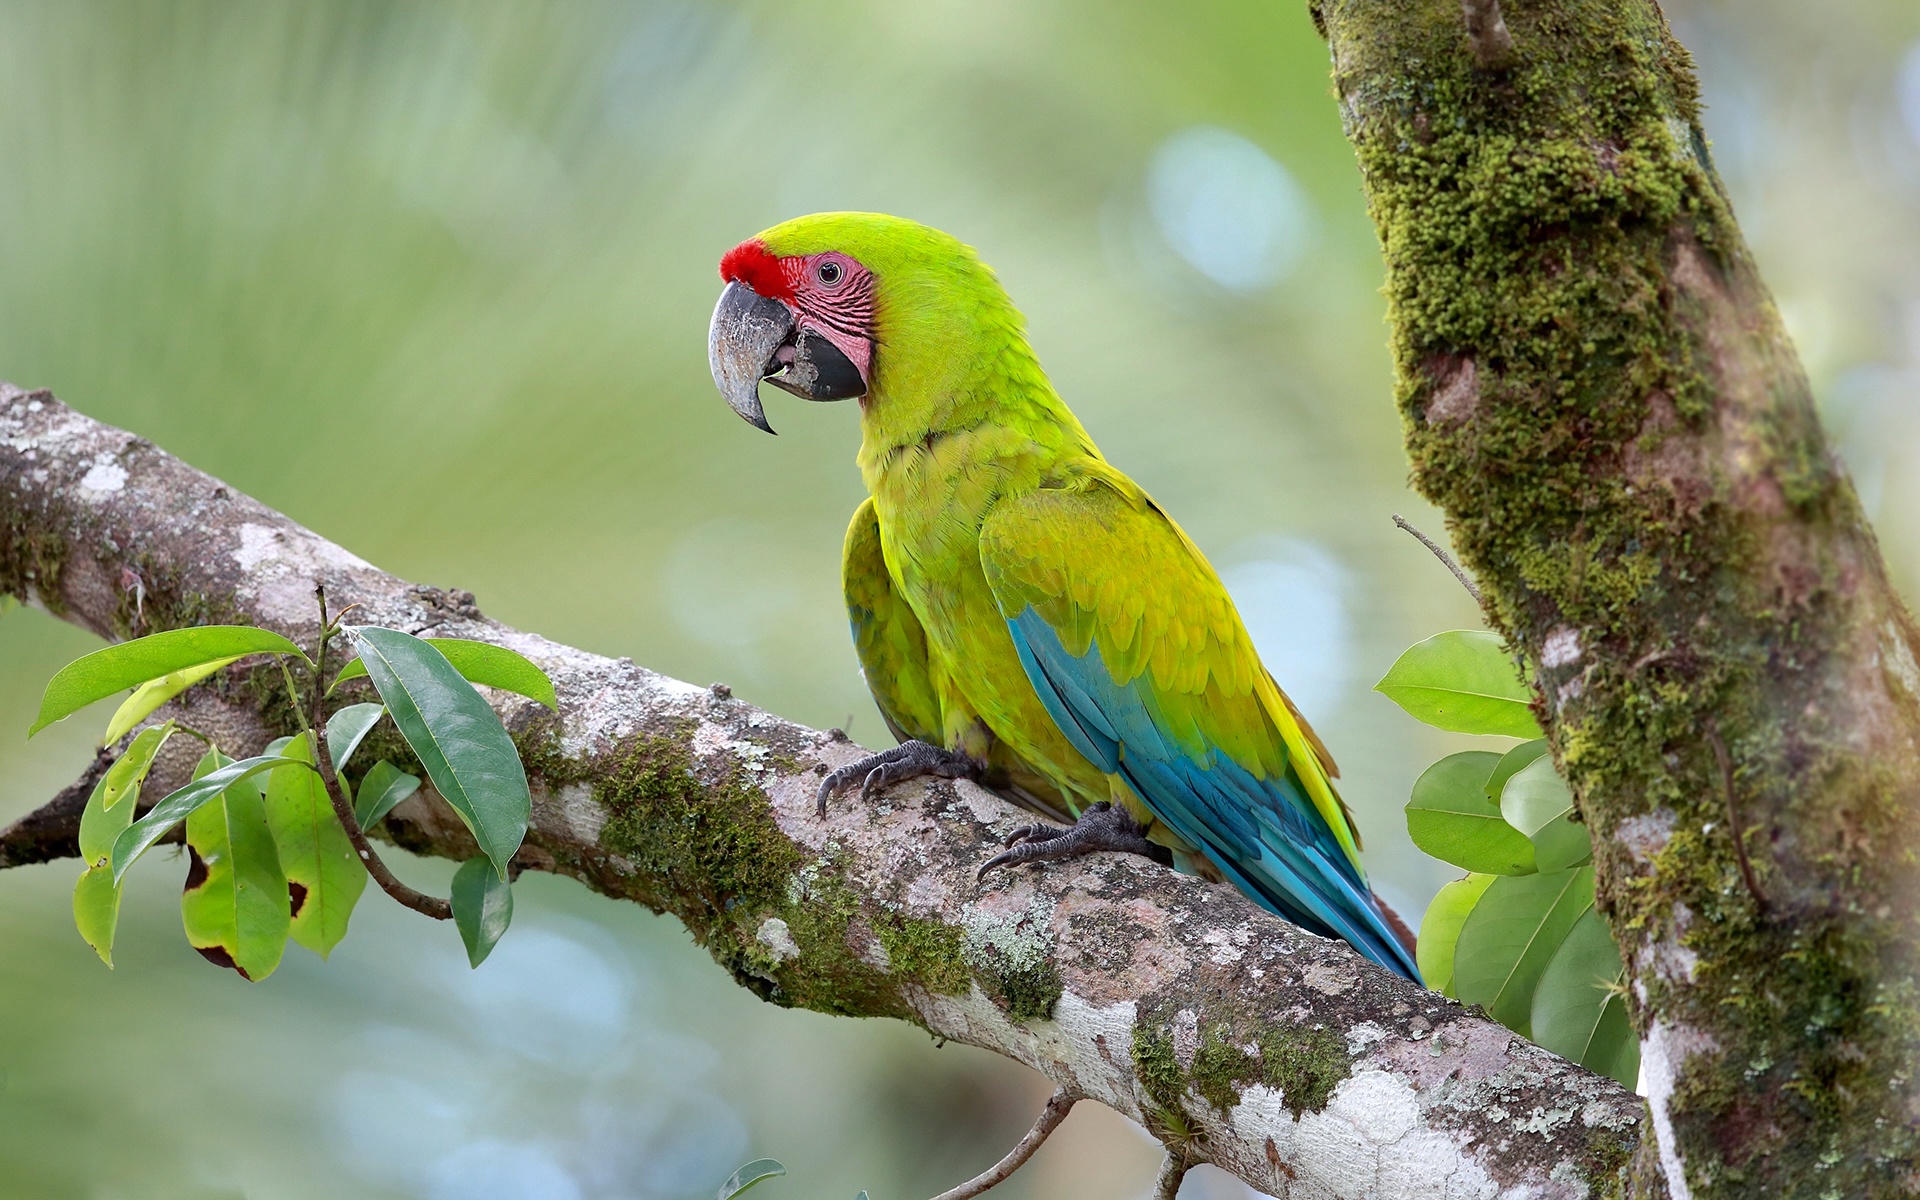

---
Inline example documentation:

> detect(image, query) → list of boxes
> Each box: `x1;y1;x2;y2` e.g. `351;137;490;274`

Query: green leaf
74;773;135;966
102;657;241;745
1531;908;1638;1088
1374;630;1542;738
264;733;367;958
79;774;134;864
1417;872;1497;995
1406;751;1537;875
31;625;307;735
325;702;386;772
73;862;123;966
0;593;18;618
451;856;514;968
354;759;422;829
1484;738;1549;805
717;1159;787;1200
1498;753;1571;832
99;721;176;812
110;754;311;884
1452;865;1595;1037
182;746;292;981
1500;755;1593;872
348;627;529;878
332;638;557;710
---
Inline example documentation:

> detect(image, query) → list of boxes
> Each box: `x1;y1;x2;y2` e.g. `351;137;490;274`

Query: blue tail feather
1008;611;1420;981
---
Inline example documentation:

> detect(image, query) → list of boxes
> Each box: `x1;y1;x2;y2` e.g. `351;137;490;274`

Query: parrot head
707;212;1013;434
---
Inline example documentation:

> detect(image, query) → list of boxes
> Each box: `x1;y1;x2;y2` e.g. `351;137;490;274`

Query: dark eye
817;260;843;286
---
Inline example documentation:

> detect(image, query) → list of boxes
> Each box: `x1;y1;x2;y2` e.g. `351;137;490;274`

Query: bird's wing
977;465;1416;978
844;497;943;745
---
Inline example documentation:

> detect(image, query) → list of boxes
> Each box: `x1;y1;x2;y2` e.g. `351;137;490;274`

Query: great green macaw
706;213;1417;979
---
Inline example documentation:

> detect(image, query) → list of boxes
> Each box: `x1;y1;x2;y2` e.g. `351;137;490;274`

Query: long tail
1116;751;1422;981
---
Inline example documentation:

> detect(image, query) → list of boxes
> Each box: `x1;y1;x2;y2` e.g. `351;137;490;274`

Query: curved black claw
977;801;1174;881
816;739;981;817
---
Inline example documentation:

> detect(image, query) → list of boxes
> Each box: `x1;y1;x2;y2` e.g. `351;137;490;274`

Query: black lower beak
708;281;792;433
765;328;867;403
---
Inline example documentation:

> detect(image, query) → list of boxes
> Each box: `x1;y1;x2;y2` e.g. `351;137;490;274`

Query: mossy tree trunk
1317;1;1920;1194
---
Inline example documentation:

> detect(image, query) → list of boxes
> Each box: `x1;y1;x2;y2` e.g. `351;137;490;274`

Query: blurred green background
3;2;1919;1197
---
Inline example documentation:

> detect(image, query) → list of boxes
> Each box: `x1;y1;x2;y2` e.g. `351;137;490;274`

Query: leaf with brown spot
180;747;290;981
263;733;366;958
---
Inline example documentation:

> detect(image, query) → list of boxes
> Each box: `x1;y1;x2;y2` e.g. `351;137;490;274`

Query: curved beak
708;281;793;434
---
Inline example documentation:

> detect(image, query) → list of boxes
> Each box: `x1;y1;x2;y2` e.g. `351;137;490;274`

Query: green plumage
757;213;1415;977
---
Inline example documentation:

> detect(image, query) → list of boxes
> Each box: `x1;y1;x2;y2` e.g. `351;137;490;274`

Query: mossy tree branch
0;388;1642;1195
1318;1;1920;1195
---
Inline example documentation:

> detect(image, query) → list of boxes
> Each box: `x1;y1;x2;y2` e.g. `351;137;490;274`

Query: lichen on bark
1320;0;1920;1194
2;381;1652;1196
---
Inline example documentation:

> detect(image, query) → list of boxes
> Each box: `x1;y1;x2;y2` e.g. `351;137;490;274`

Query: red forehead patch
719;239;796;302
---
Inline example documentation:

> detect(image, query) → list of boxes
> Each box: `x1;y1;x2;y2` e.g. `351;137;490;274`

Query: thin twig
1706;720;1768;915
278;657;313;737
1461;0;1514;69
312;583;452;921
927;1089;1077;1200
1392;514;1485;605
1153;1153;1190;1200
313;585;328;734
310;723;452;920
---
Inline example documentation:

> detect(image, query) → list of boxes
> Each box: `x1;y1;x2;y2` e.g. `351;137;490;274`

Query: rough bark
0;387;1641;1195
1317;1;1920;1195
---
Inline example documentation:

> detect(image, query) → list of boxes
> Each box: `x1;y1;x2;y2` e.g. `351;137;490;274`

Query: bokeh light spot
1222;537;1352;722
1146;126;1314;291
1900;40;1920;148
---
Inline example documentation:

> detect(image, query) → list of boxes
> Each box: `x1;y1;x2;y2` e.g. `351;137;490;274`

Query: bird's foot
816;739;982;817
977;801;1174;881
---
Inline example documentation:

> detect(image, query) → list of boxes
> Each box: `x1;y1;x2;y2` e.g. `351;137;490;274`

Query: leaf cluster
1376;631;1637;1088
34;615;555;979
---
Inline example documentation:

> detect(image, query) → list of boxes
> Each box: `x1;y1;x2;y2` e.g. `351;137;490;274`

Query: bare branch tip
1392;514;1486;605
926;1088;1077;1200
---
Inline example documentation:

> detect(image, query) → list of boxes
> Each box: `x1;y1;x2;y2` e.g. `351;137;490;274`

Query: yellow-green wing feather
979;464;1359;865
977;463;1418;979
844;498;942;744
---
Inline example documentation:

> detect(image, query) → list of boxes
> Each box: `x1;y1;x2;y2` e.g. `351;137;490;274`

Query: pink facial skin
720;239;874;388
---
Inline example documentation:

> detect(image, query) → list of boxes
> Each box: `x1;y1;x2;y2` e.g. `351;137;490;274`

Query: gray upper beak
708;280;794;434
